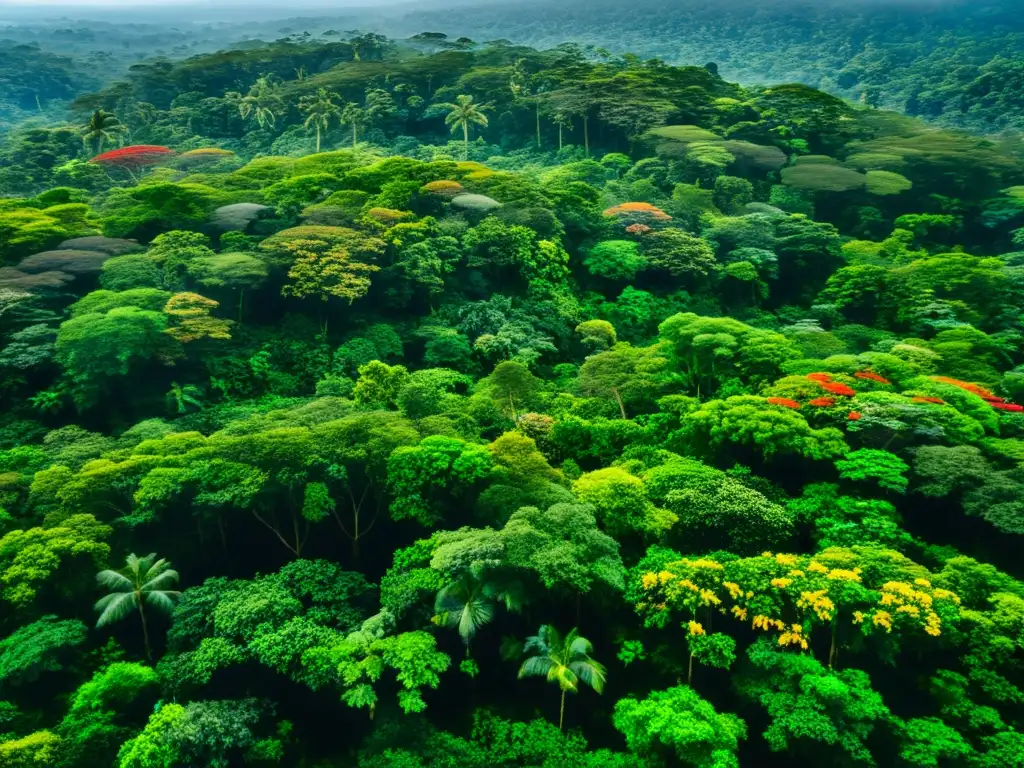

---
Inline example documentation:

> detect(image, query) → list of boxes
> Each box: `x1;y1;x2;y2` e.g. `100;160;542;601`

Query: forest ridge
0;25;1023;768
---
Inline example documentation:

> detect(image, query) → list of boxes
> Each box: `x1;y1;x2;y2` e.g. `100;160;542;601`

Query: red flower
806;373;832;383
847;411;863;421
929;376;998;401
854;371;891;385
990;402;1024;412
912;396;946;405
822;381;856;397
767;397;801;410
808;397;836;407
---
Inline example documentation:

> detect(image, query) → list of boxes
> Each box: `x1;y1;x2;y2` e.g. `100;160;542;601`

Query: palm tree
434;572;522;652
166;382;202;414
231;76;283;130
437;95;492;160
340;103;369;150
81;110;127;155
300;87;342;153
518;625;606;731
95;553;180;661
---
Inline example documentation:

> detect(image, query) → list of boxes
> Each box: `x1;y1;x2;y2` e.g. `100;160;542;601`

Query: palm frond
145;590;180;616
143;568;180;592
570;660;607;694
95;592;138;627
518;656;554;679
96;569;133;591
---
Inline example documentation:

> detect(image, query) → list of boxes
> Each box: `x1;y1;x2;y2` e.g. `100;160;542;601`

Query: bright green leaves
835;449;909;494
613;685;746;767
0;616;87;687
387;436;493;526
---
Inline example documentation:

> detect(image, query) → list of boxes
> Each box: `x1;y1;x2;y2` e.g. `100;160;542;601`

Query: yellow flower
774;553;798;566
657;570;675;585
778;624;808;649
752;615;775;631
932;588;960;604
871;611;893;632
723;581;743;599
692;559;723;570
914;578;932;587
807;561;828;574
826;568;862;582
641;572;658;590
771;578;793;589
788;569;805;578
680;579;700;593
731;606;748;621
852;611;865;624
688;621;705;636
762;551;774;558
896;604;920;616
699;589;722;606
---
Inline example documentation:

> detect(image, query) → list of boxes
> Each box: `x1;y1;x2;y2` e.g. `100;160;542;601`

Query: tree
835;449;909;494
230;76;283;129
434;571;519;652
578;342;667;418
95;553;180;661
518;625;606;730
478;360;542;420
613;685;746;767
299;87;342;153
438;95;492;160
81;110;127;156
341;103;370;149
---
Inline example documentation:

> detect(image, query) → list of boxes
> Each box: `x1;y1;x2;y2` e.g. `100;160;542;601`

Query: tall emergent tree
81;110;127;155
438;95;492;159
300;87;343;153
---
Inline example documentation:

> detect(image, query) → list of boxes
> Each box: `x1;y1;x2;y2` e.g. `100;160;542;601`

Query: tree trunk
583;116;589;156
536;103;541;147
558;123;563;150
559;689;566;731
352;124;358;150
612;387;627;419
688;652;695;686
509;393;518;422
139;600;152;662
829;620;838;669
237;289;245;323
316;124;321;153
463;122;469;160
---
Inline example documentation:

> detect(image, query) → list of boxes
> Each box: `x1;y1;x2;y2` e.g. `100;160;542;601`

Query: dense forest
4;0;1024;135
1;18;1024;768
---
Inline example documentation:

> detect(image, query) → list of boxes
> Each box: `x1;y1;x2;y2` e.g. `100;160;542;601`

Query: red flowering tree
808;397;836;407
854;371;891;385
929;376;1001;402
822;381;856;397
91;145;175;180
767;397;801;410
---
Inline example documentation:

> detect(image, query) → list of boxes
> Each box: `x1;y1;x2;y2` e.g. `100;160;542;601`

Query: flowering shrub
808;397;836;407
854;371;891;385
767;397;801;409
848;411;863;421
822;381;856;397
912;396;946;405
807;373;833;384
625;223;652;235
